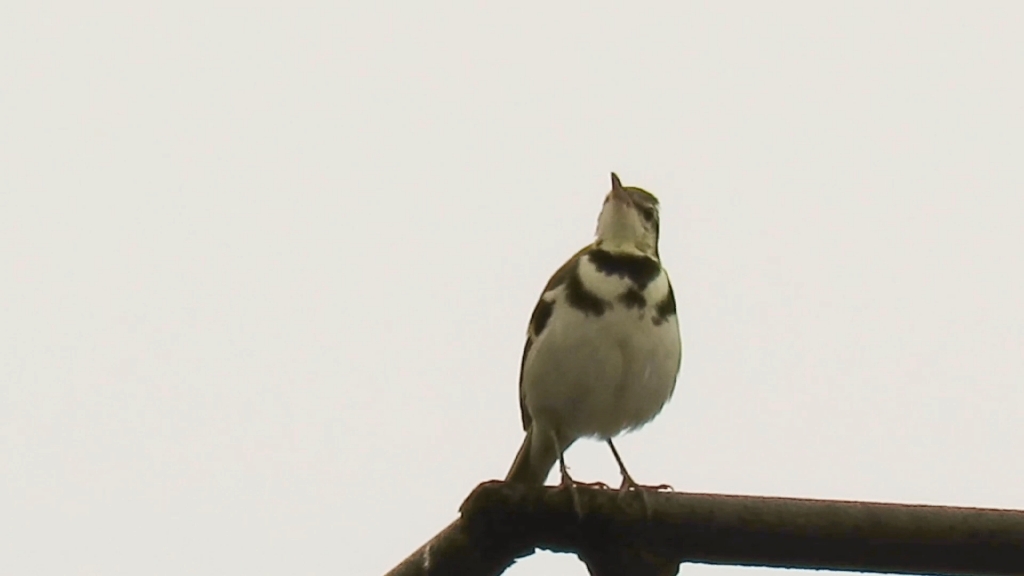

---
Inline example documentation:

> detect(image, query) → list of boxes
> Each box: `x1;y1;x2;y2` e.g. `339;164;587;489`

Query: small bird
505;172;683;494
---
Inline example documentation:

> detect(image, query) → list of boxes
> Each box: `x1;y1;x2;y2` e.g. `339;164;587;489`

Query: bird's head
595;172;661;258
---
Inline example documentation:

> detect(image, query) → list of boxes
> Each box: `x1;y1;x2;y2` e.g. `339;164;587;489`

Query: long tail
505;427;561;485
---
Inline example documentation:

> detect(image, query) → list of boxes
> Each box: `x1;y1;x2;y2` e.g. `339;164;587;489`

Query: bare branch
385;481;1024;576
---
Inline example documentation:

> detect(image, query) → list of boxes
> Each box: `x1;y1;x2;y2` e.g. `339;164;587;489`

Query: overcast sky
3;2;1023;576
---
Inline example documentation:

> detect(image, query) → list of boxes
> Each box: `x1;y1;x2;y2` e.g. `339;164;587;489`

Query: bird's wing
518;245;591;431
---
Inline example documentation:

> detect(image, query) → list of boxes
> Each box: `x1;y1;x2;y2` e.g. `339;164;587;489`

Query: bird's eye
639;207;656;222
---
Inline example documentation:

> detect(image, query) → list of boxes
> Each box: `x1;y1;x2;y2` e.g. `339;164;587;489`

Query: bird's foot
616;474;673;519
620;478;674;492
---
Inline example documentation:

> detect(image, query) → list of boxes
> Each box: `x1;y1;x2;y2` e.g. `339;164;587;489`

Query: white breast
521;258;683;441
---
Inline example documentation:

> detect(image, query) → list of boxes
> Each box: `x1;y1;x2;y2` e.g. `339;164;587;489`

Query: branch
385;481;1024;576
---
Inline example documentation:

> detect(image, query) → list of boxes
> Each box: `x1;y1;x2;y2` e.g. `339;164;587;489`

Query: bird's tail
505;427;561;485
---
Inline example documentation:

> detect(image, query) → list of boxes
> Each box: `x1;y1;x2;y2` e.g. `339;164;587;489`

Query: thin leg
556;437;611;490
553;432;583;517
606;439;639;490
606;439;674;492
606;439;673;519
557;449;575;485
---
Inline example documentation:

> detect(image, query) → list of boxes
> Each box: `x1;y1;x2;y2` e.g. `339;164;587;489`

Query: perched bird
505;172;683;493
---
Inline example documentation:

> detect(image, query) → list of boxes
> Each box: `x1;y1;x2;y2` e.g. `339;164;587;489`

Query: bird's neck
593;239;658;261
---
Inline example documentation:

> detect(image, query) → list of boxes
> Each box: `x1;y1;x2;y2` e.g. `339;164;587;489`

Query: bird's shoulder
540;244;593;293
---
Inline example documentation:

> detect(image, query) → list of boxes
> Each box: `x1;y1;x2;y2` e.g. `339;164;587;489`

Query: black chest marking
652;285;677;326
565;264;609;316
588;249;662;290
618;288;647;309
529;298;554;338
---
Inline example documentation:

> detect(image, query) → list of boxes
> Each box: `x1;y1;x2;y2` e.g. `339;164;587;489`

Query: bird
505;172;683;497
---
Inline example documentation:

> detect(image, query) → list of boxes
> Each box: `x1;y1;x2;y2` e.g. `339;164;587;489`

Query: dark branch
385;481;1024;576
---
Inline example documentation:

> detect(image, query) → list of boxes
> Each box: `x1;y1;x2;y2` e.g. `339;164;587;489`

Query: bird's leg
606;439;674;492
555;437;611;490
607;438;641;491
606;439;673;518
553;434;584;517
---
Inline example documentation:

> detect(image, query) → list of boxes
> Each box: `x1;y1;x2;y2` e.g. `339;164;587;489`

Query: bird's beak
609;172;630;205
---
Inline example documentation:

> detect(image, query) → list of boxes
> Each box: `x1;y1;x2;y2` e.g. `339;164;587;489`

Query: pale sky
2;3;1023;576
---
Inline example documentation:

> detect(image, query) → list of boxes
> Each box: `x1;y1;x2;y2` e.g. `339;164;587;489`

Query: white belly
521;293;682;441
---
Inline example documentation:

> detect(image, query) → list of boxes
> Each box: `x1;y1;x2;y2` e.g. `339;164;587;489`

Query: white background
2;2;1023;575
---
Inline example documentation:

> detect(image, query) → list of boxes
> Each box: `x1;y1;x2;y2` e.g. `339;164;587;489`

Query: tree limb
385;481;1024;576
